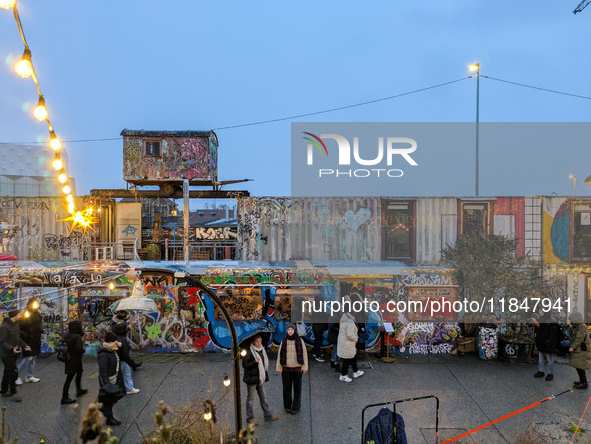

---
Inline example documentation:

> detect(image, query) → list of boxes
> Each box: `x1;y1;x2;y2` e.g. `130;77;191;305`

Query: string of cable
2;0;76;214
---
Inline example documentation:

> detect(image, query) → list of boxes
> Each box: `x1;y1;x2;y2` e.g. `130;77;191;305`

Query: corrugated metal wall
0;196;90;260
416;198;457;264
237;197;381;261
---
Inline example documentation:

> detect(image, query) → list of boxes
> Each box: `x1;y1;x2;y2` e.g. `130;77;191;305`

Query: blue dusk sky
0;1;590;198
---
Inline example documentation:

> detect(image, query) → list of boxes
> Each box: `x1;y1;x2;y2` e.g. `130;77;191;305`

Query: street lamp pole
569;174;577;196
470;63;480;197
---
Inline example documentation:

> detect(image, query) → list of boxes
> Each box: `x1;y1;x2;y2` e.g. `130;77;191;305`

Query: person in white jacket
337;311;364;382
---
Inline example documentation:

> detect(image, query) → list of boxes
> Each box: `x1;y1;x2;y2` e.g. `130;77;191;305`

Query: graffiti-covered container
121;129;218;185
478;325;498;359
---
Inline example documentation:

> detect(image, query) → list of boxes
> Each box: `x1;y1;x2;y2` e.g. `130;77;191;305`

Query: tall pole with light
569;174;577;196
470;63;480;197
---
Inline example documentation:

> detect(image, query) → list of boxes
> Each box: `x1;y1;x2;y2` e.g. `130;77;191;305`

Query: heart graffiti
336;208;372;233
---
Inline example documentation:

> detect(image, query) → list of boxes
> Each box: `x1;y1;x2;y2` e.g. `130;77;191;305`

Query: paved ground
0;351;589;443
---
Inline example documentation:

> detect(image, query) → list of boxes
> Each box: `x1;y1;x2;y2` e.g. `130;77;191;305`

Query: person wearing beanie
0;310;30;401
276;324;308;415
61;320;88;404
16;299;43;385
97;331;125;425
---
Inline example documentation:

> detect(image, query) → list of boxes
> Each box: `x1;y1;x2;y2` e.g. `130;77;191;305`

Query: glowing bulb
33;95;47;121
15;48;32;78
52;153;62;170
32;301;39;310
240;349;247;357
66;194;73;203
223;374;231;387
109;282;115;290
58;169;67;183
203;412;212;421
62;185;71;194
50;130;61;150
24;311;30;318
67;204;75;214
469;63;479;72
0;0;16;9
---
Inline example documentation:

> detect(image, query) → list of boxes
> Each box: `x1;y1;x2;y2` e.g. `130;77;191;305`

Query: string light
0;0;16;10
50;130;61;150
52;152;62;170
33;95;47;121
62;185;71;194
58;169;67;183
240;349;247;357
15;47;32;78
66;194;74;203
223;374;231;387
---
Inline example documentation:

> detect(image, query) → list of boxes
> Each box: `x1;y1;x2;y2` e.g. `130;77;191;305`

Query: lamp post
138;268;242;437
569;174;577;196
469;63;480;197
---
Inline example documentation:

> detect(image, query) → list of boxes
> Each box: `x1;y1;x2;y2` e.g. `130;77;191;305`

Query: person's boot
533;371;545;378
61;396;76;404
77;388;88;396
106;415;122;426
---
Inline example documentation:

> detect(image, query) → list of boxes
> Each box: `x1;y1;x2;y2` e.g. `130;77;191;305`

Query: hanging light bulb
52;152;62;170
24;310;30;318
31;300;39;310
15;48;33;78
0;0;16;9
33;95;47;121
67;203;75;214
240;349;247;357
109;282;115;290
66;194;74;203
62;185;71;195
223;374;231;387
58;168;67;183
50;130;61;150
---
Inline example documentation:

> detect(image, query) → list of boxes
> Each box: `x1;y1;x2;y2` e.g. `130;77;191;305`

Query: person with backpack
61;320;88;404
16;298;43;385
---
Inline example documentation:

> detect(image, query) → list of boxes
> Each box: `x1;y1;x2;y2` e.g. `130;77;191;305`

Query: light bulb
15;48;32;78
24;311;30;318
62;185;71;194
50;130;61;150
32;301;39;310
109;282;115;290
203;412;212;421
52;154;62;170
58;169;67;183
0;0;16;9
223;374;231;387
33;96;47;121
66;194;73;203
67;203;75;214
240;349;247;357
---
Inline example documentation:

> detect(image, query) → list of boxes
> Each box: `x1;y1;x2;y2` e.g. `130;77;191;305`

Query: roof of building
120;129;215;138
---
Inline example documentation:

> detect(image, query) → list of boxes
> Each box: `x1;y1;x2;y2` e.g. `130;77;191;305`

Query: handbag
296;322;307;337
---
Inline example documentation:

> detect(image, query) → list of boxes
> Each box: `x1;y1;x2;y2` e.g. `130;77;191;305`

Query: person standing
568;312;591;389
532;311;560;381
112;322;141;394
327;311;341;371
351;293;369;353
338;311;364;383
242;334;278;425
98;332;125;426
311;294;328;362
276;324;308;415
61;320;88;404
0;310;30;401
16;299;43;385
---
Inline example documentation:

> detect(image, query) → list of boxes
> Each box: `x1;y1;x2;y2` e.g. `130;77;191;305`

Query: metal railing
91;242;136;261
158;240;237;261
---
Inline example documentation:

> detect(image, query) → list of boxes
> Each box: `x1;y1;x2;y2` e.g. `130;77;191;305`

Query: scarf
103;342;119;351
280;332;304;366
250;343;269;386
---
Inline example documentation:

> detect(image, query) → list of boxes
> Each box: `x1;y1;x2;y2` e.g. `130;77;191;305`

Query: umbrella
238;330;272;350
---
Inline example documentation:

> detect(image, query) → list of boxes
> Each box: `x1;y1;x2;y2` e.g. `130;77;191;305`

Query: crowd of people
0;305;142;428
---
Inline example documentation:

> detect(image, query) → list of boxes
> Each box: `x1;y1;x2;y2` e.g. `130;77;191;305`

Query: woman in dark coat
97;332;125;425
17;300;43;384
61;320;88;404
242;334;277;425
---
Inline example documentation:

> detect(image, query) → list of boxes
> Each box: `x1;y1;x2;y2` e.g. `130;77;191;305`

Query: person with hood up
568;311;591;389
337;301;364;383
242;334;278;425
61;320;88;404
0;310;30;401
276;324;308;415
97;332;125;426
16;298;43;384
112;322;141;394
532;310;561;381
111;310;128;330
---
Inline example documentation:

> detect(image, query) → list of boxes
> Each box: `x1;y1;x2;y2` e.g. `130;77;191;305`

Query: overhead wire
482;76;591;101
